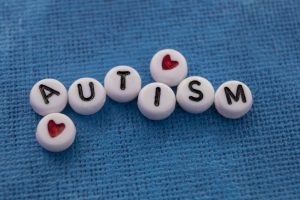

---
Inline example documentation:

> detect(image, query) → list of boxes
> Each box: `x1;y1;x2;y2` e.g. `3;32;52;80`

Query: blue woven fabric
0;0;299;199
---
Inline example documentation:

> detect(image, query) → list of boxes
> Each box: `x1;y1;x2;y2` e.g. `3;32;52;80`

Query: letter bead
150;49;188;87
214;80;253;119
104;66;142;102
138;82;176;120
30;79;68;116
36;113;76;152
176;76;214;114
68;78;106;115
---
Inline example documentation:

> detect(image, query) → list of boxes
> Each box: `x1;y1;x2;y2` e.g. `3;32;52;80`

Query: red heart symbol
47;120;65;138
162;55;179;70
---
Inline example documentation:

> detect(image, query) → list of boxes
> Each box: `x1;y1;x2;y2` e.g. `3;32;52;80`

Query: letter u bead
68;78;106;115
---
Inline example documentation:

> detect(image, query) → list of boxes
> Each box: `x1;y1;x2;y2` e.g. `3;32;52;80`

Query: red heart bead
47;120;65;138
162;55;179;70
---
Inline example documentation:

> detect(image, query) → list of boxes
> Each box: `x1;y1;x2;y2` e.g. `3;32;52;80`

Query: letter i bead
68;78;106;115
137;82;176;120
214;80;253;119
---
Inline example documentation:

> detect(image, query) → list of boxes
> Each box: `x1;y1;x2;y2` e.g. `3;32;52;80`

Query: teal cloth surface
0;0;299;199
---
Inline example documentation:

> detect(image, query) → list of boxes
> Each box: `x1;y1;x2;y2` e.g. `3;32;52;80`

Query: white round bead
150;49;188;87
104;66;142;103
30;79;68;116
68;78;106;115
176;76;214;114
214;80;253;119
36;113;76;152
137;82;176;120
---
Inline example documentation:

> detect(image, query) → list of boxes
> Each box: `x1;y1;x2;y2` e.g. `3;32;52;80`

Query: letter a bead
104;66;142;102
36;113;76;152
68;78;106;115
150;49;188;87
176;76;214;114
214;80;253;119
137;82;176;120
30;79;68;116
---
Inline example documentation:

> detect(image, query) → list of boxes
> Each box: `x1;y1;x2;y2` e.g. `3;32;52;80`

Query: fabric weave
0;0;299;199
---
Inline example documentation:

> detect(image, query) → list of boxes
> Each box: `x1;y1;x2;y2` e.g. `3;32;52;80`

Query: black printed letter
224;84;246;105
154;87;161;107
77;82;95;101
117;71;131;90
188;80;203;102
39;84;60;104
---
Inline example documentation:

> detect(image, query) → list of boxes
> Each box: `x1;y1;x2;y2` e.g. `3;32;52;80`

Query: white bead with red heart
36;113;76;152
68;77;106;115
150;49;188;87
30;79;68;116
214;80;253;119
104;66;142;103
137;82;176;120
176;76;215;114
